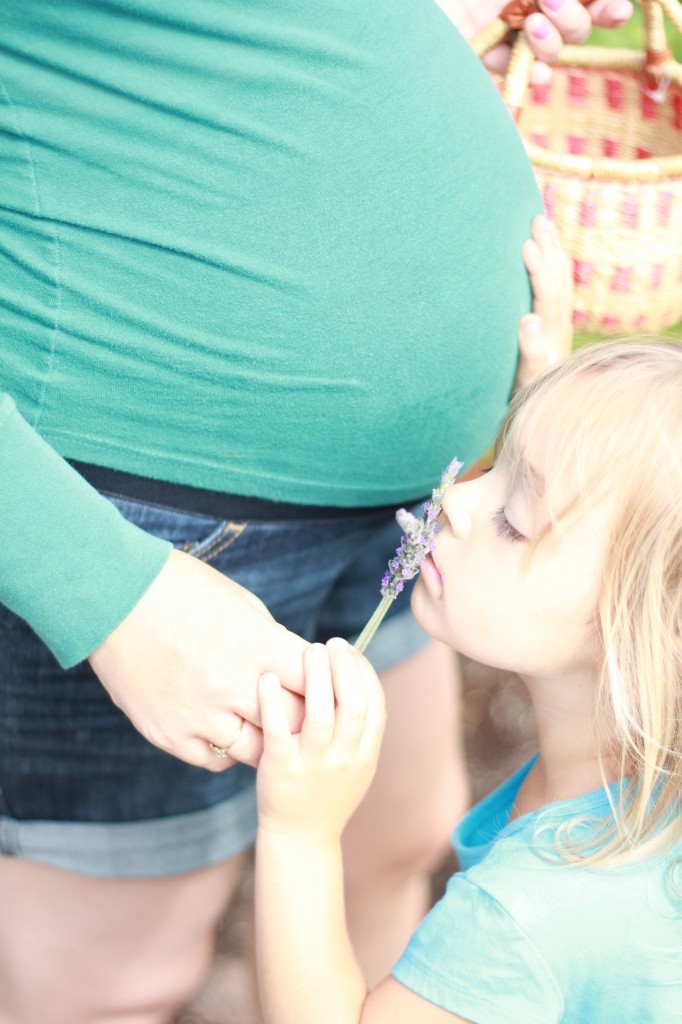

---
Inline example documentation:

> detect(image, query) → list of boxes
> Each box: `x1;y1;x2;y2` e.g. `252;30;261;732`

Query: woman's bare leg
0;851;245;1024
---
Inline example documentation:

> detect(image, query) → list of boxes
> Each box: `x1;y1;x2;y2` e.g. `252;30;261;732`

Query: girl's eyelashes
493;506;526;543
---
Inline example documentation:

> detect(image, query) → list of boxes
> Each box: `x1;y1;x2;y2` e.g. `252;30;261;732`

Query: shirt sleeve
0;394;171;667
392;873;564;1024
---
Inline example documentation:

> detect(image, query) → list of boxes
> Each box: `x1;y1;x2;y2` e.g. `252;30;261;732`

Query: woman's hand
89;548;308;770
515;215;573;391
438;0;633;83
256;639;387;844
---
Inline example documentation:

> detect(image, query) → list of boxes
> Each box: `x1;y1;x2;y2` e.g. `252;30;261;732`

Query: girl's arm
255;640;471;1024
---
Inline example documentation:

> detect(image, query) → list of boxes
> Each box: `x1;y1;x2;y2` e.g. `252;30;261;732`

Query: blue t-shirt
393;758;682;1023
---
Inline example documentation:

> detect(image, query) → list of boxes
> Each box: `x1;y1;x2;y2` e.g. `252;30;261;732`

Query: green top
0;0;541;665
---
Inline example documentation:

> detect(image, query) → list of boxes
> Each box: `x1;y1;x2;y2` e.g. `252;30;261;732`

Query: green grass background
590;1;682;58
572;2;682;345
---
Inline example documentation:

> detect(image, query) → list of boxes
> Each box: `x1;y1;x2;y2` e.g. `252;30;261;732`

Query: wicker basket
474;0;682;333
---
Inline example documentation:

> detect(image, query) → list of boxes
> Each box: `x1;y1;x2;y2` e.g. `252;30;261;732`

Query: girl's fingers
530;216;564;275
326;638;368;748
258;672;294;758
523;238;557;319
517;315;549;390
300;643;336;751
519;313;548;359
525;219;573;316
523;237;543;280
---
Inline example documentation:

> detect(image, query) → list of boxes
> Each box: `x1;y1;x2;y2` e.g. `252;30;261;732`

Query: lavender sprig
354;457;463;654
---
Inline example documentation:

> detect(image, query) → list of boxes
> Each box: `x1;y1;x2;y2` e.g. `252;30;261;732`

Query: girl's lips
420;552;443;589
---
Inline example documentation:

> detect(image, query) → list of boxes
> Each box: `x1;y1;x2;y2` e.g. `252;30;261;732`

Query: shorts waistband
68;460;407;521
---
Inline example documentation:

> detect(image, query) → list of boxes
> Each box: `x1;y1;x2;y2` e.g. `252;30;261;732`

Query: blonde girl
254;337;682;1024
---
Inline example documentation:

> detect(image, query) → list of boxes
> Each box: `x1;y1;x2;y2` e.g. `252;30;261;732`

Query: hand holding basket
475;0;682;333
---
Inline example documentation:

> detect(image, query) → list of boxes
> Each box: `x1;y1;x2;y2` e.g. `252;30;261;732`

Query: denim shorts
0;493;430;877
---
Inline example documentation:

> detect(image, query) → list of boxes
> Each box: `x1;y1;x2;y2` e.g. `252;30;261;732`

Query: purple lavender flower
380;457;463;599
354;457;462;653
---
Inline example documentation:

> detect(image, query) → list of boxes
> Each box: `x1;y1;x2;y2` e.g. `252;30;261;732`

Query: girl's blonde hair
497;338;682;864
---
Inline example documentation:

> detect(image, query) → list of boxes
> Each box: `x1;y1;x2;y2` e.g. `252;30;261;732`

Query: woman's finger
538;0;592;45
524;12;563;65
586;0;633;30
258;672;294;759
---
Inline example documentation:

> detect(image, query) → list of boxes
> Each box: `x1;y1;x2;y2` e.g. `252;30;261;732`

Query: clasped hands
89;549;382;805
89;548;310;771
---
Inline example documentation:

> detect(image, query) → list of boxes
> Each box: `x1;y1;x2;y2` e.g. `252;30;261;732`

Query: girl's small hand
515;215;573;392
256;639;387;843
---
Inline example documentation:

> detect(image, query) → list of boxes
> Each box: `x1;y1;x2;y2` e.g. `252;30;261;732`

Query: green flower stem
353;595;394;654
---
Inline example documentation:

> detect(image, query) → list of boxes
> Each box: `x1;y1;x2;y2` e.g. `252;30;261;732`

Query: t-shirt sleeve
0;394;171;667
392;873;564;1024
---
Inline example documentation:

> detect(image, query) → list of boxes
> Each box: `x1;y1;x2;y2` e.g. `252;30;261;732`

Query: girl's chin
411;574;438;627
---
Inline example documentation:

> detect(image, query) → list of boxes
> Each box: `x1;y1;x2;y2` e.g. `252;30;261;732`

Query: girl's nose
441;483;474;539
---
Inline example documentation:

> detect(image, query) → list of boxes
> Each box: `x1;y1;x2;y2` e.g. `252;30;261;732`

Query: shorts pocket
105;495;247;564
180;520;247;563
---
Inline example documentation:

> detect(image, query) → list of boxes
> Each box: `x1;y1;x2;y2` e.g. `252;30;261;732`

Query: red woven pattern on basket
641;92;659;120
573;260;594;286
658;191;674;227
674;93;682;130
568;72;587;106
612;267;632;293
605;76;624;110
655;191;671;227
509;56;682;333
524;67;681;161
620;193;639;229
579;190;598;227
530;82;551;106
542;180;556;218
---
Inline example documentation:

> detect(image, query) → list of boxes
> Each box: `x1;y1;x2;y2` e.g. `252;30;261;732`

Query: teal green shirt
394;758;682;1023
0;1;541;663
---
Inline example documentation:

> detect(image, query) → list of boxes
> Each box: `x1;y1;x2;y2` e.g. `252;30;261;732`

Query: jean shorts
0;493;430;877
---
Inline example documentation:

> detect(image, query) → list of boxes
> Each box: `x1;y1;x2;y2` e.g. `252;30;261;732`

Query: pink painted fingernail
531;19;551;39
543;0;565;10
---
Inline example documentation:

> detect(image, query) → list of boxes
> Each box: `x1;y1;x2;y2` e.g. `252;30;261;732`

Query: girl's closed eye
493;506;526;543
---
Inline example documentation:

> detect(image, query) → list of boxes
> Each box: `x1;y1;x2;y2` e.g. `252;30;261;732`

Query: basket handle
473;0;675;121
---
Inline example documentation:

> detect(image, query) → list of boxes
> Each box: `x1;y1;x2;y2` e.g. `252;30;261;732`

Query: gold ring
208;718;245;758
